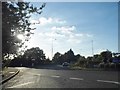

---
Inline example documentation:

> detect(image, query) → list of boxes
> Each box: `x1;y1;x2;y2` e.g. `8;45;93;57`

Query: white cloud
75;34;83;37
37;25;93;45
30;17;66;26
52;26;76;31
38;32;65;40
30;20;39;24
50;26;93;44
54;18;66;24
51;26;76;36
39;17;52;25
86;34;93;37
67;38;82;44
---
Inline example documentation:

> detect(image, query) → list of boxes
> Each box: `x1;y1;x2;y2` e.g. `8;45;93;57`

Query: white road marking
8;82;34;88
37;77;40;83
26;72;42;76
16;67;29;70
9;72;15;74
69;77;84;80
51;75;60;78
97;80;120;85
34;74;42;76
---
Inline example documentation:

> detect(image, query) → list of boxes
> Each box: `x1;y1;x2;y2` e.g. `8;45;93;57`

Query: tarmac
0;67;19;85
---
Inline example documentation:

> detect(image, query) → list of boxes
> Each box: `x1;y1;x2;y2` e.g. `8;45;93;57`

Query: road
2;65;119;88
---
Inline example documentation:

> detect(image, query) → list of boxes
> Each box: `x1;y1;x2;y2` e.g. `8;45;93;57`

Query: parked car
62;62;69;67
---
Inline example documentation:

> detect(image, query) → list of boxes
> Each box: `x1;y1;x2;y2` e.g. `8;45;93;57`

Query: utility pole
51;38;56;60
51;39;53;60
92;40;94;56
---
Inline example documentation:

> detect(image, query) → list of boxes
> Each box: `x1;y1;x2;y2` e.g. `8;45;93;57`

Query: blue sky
23;2;118;59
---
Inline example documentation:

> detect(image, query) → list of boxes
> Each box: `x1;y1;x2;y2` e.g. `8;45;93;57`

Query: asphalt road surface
2;65;120;88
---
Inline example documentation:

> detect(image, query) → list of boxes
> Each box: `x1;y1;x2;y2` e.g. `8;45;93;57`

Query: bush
99;63;104;68
109;63;115;69
104;63;110;68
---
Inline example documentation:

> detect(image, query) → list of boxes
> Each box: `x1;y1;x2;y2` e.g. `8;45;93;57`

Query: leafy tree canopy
2;2;46;60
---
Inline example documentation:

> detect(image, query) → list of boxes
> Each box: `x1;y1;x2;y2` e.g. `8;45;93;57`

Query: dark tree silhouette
23;47;46;66
52;52;61;64
2;2;46;67
9;47;46;67
66;49;75;63
52;49;76;64
100;50;112;63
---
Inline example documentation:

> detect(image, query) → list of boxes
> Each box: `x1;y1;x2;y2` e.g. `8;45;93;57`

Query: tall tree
66;49;75;63
52;52;61;64
2;2;46;61
23;47;46;66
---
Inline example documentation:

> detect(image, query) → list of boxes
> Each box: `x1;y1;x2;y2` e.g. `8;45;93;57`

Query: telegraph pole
92;40;94;56
51;39;53;60
51;38;56;60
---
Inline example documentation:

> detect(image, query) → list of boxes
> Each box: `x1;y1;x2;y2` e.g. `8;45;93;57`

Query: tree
75;56;86;67
2;2;46;66
22;47;46;66
52;52;61;64
9;47;46;67
52;49;76;64
93;54;102;65
74;54;81;62
100;50;112;63
45;58;51;64
66;49;75;63
86;56;93;68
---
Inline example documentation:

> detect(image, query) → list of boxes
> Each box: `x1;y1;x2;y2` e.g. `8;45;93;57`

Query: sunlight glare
17;34;24;40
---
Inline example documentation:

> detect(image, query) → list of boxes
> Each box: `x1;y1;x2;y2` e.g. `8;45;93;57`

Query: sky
23;2;118;59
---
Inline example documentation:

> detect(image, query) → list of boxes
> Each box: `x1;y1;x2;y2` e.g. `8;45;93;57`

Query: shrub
99;63;104;68
104;63;110;68
109;63;115;69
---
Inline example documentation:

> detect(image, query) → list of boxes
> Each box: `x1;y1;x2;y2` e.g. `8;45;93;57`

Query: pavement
0;67;19;85
2;65;120;89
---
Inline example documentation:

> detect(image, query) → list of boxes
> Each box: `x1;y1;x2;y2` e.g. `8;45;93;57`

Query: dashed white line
51;75;60;78
69;77;84;81
35;74;42;76
97;80;120;85
8;82;34;88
